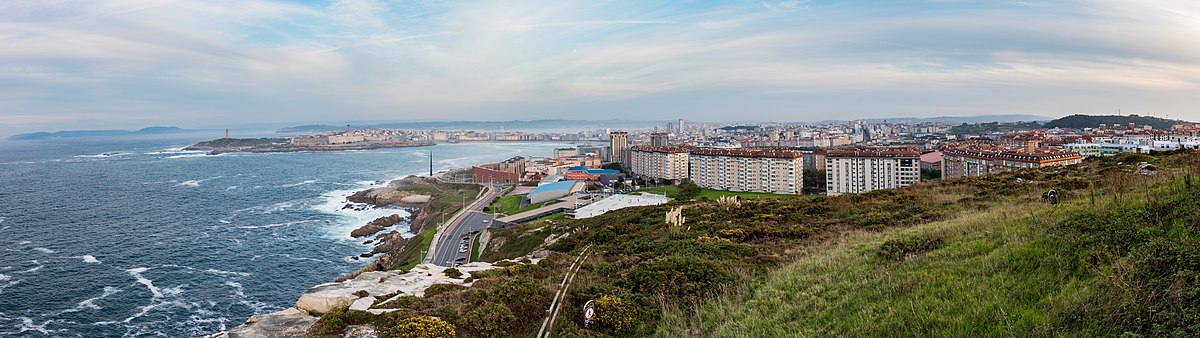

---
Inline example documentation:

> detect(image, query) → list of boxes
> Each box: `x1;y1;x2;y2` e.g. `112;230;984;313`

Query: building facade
650;132;670;147
629;146;690;181
609;131;629;167
688;147;804;194
941;141;1083;179
826;147;921;196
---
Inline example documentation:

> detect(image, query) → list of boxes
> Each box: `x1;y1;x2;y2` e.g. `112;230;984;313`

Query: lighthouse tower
225;128;230;139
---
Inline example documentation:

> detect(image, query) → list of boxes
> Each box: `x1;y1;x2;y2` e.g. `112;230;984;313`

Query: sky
2;0;1200;135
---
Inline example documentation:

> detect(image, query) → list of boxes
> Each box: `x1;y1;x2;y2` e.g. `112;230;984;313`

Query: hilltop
1044;114;1192;130
295;150;1200;337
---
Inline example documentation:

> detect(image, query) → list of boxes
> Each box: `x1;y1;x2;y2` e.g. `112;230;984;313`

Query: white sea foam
80;255;101;264
18;240;30;245
126;267;162;298
166;153;209;159
20;260;43;274
176;176;223;187
61;286;121;313
218;219;232;224
143;148;204;155
33;247;55;254
313;182;414;241
0;274;9;281
74;152;130;158
15;317;51;335
226;186;239;191
236;219;322;230
204;269;250;277
281;179;319;188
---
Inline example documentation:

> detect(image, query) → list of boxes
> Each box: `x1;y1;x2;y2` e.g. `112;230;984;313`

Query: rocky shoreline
209;176;480;338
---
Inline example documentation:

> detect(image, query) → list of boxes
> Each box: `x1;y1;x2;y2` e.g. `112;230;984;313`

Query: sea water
0;136;568;337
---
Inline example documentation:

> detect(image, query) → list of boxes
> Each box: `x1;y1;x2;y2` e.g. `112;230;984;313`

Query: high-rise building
630;146;690;181
826;146;921;196
678;118;685;134
941;141;1082;179
609;131;630;166
689;147;804;194
650;132;670;147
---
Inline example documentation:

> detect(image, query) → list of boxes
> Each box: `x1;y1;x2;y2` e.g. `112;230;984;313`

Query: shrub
627;256;735;300
876;233;943;261
353;290;370;298
443;268;463;279
423;283;466;297
461;301;517;337
387;316;456;338
590;295;637;334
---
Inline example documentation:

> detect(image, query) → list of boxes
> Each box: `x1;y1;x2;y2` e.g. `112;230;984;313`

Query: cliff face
347;188;431;206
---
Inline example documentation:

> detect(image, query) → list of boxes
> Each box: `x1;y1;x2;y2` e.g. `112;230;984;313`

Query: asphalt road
432;185;498;266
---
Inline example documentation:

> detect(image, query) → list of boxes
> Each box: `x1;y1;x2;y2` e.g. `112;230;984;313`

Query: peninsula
183;129;433;154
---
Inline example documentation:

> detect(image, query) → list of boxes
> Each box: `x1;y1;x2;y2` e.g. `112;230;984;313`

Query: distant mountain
8;126;191;140
277;120;669;134
1042;114;1192;130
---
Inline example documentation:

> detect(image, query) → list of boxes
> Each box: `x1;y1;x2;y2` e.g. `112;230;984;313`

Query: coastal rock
350;214;404;238
347;188;430;206
209;307;317;338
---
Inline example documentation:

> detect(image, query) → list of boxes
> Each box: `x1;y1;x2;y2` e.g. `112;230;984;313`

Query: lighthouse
225;128;230;139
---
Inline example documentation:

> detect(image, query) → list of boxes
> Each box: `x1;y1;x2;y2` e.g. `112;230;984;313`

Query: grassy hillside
312;151;1200;337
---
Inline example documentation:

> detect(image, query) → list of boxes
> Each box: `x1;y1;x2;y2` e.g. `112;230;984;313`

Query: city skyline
4;1;1200;135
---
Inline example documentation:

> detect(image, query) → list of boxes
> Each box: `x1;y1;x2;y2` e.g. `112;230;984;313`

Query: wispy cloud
1;0;1199;134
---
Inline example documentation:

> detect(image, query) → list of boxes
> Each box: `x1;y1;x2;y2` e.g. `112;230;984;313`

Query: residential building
609;131;630;166
650;132;670;147
471;156;526;183
941;141;1083;179
920;151;943;172
826;146;921;196
688;147;804;194
629;145;690;181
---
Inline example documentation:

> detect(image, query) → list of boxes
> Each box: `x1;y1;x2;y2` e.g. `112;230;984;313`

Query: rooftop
826;146;921;158
530;180;578;194
689;146;804;159
630;145;690;153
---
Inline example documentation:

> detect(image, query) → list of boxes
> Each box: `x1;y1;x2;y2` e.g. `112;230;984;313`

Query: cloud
1;0;1200;135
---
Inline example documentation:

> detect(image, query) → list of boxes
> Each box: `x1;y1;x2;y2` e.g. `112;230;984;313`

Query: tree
601;163;625;173
677;179;701;200
802;168;826;191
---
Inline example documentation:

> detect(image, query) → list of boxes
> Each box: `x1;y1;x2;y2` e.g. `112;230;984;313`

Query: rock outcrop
204;307;316;338
350;214;404;238
347;188;430;206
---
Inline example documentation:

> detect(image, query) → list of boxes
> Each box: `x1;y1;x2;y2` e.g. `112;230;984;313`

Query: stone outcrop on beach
347;188;430;206
350;214;404;238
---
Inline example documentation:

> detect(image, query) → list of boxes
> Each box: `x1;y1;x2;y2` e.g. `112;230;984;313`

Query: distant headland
7;126;193;141
183;129;434;155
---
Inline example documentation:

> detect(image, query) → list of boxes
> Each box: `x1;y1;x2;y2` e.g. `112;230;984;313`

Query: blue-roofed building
565;166;624;183
523;180;582;206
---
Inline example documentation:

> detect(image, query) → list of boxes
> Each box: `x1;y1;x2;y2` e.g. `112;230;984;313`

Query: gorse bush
591;295;637;334
387;316;455;338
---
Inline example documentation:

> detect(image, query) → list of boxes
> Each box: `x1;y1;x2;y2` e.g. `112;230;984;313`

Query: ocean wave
19;260;43;274
126;267;162;298
13;317;53;335
204;269;251;277
165;153;209;159
60;286;121;314
34;247;55;254
236;219;322;230
143;148;204;156
80;255;102;264
74;152;131;159
175;176;223;187
225;186;239;191
280;179;319;188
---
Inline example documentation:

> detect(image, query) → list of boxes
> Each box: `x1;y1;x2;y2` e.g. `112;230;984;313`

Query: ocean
0;135;568;337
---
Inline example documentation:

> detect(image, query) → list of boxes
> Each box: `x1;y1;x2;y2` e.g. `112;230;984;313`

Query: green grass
479;215;573;262
399;226;439;271
634;185;805;200
485;194;559;216
470;232;481;262
653;157;1200;337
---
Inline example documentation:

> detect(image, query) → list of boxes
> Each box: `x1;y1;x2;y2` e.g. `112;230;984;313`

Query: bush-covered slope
1043;114;1191;130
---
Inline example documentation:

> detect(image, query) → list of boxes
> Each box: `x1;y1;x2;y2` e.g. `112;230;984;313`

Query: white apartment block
826;147;921;196
688;147;804;194
629;146;690;181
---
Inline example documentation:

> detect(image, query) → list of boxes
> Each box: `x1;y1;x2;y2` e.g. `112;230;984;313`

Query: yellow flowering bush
388;316;456;338
591;295;636;334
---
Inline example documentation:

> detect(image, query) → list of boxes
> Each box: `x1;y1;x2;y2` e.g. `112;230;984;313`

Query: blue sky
2;0;1199;134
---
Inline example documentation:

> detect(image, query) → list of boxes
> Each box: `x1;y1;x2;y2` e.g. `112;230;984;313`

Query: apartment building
609;131;630;166
941;141;1082;179
629;145;690;181
688;147;804;194
826;146;921;196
